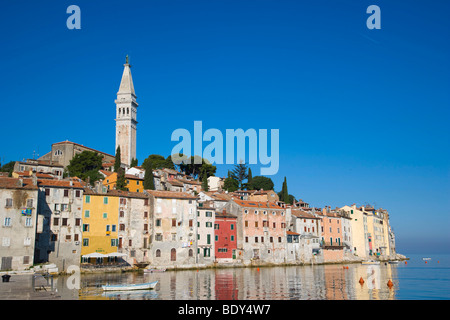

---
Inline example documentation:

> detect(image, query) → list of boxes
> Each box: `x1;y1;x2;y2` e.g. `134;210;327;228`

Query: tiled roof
291;209;320;219
83;189;149;199
233;200;284;209
287;231;300;236
0;177;38;190
146;190;198;200
38;179;84;189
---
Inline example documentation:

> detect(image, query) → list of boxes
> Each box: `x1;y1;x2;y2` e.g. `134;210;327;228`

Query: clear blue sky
0;0;449;254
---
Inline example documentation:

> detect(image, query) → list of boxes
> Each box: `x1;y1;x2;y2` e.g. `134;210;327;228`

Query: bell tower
115;55;137;167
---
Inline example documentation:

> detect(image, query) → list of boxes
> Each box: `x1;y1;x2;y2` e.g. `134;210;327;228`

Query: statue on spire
126;55;129;65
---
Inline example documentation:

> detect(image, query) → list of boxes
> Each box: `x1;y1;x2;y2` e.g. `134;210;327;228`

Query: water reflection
63;263;400;300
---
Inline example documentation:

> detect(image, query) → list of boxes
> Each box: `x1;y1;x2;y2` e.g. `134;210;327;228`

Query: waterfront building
214;209;237;262
0;177;39;271
196;201;215;265
224;200;287;264
146;190;198;267
34;179;84;272
81;189;121;260
319;207;344;262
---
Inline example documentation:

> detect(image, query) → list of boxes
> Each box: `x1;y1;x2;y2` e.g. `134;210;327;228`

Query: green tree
223;176;239;192
231;161;248;190
246;167;253;190
251;176;274;191
114;146;121;173
116;167;126;191
0;161;15;177
130;158;138;168
66;151;103;185
201;171;209;191
143;160;155;190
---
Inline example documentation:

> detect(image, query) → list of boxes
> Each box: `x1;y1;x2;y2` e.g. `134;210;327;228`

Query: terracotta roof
291;209;320;219
168;179;184;187
204;192;232;201
53;141;114;158
233;200;283;209
146;190;198;200
0;177;38;190
287;231;300;236
177;178;201;185
99;170;113;177
38;179;84;189
125;174;143;180
82;189;149;199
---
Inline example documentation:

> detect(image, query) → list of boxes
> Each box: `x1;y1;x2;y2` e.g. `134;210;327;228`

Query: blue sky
0;0;449;254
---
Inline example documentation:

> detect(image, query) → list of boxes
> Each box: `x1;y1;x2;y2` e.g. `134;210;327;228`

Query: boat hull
102;281;158;291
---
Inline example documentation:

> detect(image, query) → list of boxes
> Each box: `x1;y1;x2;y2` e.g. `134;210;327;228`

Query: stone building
146;190;198;267
196;201;215;265
34;179;85;272
224;199;287;265
0;177;39;271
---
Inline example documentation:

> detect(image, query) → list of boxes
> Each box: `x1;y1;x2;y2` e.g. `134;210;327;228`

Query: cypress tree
282;177;289;204
143;161;155;190
202;171;209;191
247;168;253;190
114;146;121;173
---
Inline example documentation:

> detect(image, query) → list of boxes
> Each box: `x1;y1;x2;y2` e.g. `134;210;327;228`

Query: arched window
171;248;176;261
155;249;161;257
189;249;193;257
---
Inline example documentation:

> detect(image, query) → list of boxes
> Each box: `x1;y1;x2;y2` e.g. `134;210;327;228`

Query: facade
146;190;198;267
207;176;224;192
102;172;145;193
38;141;115;168
115;56;138;166
214;209;237;262
0;177;39;271
224;200;287;264
34;179;84;272
81;190;120;259
14;159;64;178
248;189;279;203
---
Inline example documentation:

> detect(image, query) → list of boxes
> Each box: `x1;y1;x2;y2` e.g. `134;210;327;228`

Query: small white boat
144;268;166;273
389;261;400;264
102;281;158;291
422;258;431;261
361;260;380;265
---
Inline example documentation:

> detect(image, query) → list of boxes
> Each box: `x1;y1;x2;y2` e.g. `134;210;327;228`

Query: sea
50;253;450;300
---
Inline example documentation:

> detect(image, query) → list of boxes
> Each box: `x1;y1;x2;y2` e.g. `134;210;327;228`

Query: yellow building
102;172;144;193
81;190;120;258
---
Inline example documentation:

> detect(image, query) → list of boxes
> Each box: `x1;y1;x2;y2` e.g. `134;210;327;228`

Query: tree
246;167;253;190
143;160;155;190
130;158;138;168
66;151;103;185
251;176;274;191
231;161;248;190
223;174;239;192
201;171;209;191
282;177;289;203
0;161;15;177
114;146;121;173
115;167;126;191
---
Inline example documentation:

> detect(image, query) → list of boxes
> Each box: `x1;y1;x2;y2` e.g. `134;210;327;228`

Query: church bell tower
115;55;137;167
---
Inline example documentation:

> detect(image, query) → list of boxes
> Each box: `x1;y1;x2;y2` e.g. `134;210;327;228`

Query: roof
0;177;38;190
146;190;198;200
177;178;201;185
52;141;114;158
125;174;143;180
291;209;320;219
99;170;113;177
286;231;300;236
38;179;84;189
233;200;284;209
215;210;237;219
83;189;149;199
204;192;232;201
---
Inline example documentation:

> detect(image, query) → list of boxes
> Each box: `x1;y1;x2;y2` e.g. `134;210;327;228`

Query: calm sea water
54;253;449;300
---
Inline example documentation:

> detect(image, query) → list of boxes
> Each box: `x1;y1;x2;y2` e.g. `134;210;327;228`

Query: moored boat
361;260;380;265
102;281;158;291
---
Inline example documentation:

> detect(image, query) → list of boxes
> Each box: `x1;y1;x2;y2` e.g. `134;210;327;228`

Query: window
64;189;69;197
103;213;107;219
255;237;258;243
156;249;161;257
119;224;125;231
245;220;249;228
270;237;273;243
75;190;81;198
111;225;116;232
25;217;32;227
106;225;110;232
3;217;11;227
53;217;59;226
2;237;10;246
245;236;249;243
214;223;219;229
83;239;89;246
85;195;90;203
5;198;12;207
215;235;219;241
189;220;193;227
155;234;162;241
61;204;68;211
83;224;89;232
24;237;32;246
111;239;118;247
206;211;213;217
254;221;258;228
172;219;177;227
206;222;213;228
156;219;161;227
231;235;235;241
103;197;108;204
273;222;276;228
231;224;234;230
207;234;211;244
45;188;50;196
278;237;282;242
27;199;33;207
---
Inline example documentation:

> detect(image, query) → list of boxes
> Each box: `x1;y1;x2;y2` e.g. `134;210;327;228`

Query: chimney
17;178;23;187
31;170;37;186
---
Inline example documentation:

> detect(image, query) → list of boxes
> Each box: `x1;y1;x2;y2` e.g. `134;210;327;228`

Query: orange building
102;172;144;193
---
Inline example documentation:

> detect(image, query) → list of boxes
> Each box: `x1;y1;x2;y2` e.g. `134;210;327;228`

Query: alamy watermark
171;121;280;176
